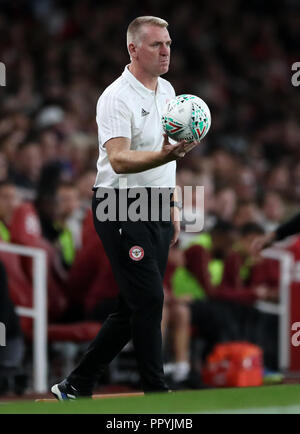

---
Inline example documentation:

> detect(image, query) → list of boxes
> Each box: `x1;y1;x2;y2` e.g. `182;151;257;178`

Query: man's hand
105;135;200;174
161;134;200;162
250;231;276;255
254;285;269;300
254;285;278;302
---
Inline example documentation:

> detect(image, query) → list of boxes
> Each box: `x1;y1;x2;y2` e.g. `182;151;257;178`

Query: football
161;94;211;143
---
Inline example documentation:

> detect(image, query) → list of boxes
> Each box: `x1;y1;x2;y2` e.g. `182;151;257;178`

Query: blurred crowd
0;0;300;392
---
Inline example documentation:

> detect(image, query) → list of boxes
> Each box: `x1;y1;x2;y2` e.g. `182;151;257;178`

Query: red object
0;245;33;335
289;281;300;371
0;241;101;342
48;321;100;342
285;236;300;371
65;211;119;316
0;205;102;343
202;341;263;387
213;252;279;305
129;246;144;261
183;245;280;304
10;202;68;321
20;321;100;343
184;244;214;295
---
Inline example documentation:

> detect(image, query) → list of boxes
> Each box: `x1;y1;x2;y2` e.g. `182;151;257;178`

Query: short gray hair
126;16;168;49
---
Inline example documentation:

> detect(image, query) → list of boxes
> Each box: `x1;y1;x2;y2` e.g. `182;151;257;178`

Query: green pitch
1;385;300;414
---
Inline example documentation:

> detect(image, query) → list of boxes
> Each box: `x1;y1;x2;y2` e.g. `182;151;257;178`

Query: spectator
11;142;43;201
211;187;237;223
54;181;81;264
190;222;280;370
0;180;20;243
0;181;68;322
266;164;291;199
162;221;237;384
64;216;119;323
260;191;286;232
162;246;193;386
76;169;97;211
73;169;97;248
216;223;279;305
0;153;9;182
234;165;258;202
233;200;263;228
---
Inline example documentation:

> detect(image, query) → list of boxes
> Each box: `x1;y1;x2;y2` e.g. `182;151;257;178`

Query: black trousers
68;189;174;393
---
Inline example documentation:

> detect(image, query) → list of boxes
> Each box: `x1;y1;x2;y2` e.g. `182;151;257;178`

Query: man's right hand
161;134;200;162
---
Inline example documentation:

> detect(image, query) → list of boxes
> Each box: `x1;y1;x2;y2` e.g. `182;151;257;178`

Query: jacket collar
122;65;167;98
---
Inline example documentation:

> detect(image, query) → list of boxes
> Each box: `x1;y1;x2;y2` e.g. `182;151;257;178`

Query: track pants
68;188;174;393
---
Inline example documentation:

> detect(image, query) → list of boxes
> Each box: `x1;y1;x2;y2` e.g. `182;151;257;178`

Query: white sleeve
96;94;131;146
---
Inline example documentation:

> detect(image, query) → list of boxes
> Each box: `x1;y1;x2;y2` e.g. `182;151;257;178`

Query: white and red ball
162;94;211;143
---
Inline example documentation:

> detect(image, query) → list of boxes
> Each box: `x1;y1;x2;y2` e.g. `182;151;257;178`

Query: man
11;142;43;201
51;16;199;399
0;180;68;322
215;223;279;304
53;182;80;269
190;223;280;370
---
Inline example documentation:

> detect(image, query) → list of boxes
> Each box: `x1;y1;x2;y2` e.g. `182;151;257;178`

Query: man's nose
160;44;169;55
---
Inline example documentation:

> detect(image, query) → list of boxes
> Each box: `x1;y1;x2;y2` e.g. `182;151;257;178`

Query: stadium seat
47;322;100;342
10;202;68;322
0;243;100;344
21;321;101;343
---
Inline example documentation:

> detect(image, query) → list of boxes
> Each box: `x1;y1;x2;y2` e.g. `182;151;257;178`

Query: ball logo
129;246;144;261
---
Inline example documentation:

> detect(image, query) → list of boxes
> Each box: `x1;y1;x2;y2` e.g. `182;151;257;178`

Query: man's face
0;185;19;222
19;144;43;180
56;187;79;219
241;233;260;257
133;25;171;76
212;231;236;258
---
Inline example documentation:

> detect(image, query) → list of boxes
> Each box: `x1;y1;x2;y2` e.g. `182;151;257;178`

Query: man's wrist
170;200;182;210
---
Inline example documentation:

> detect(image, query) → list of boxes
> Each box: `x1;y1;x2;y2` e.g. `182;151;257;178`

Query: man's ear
128;42;138;59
